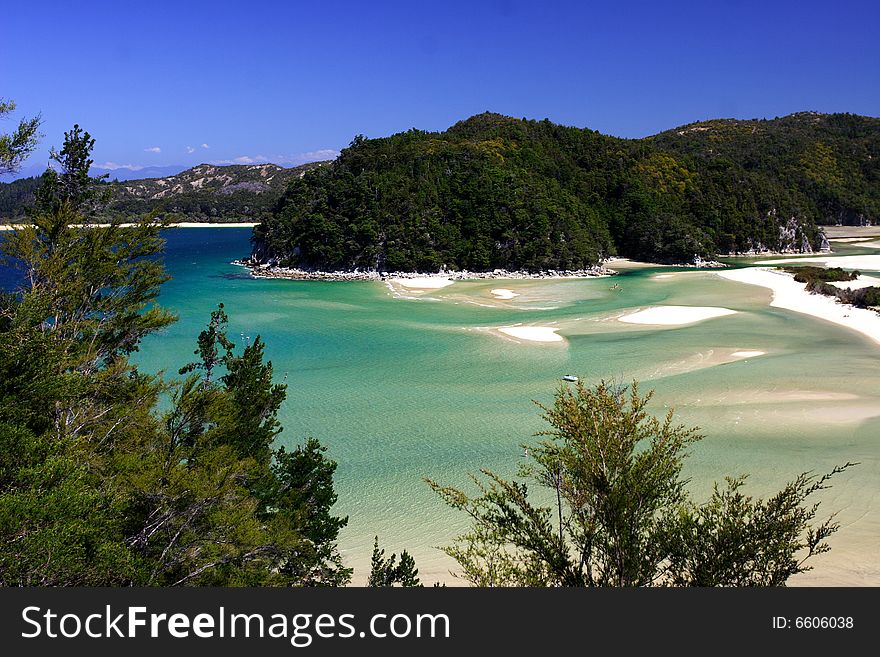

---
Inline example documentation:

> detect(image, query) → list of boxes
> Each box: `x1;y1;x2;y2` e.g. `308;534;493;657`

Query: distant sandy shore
0;222;258;230
490;288;520;299
242;262;616;282
730;350;765;358
618;305;737;325
718;267;880;345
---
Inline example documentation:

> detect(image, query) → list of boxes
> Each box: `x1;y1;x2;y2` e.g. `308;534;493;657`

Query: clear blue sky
2;0;878;173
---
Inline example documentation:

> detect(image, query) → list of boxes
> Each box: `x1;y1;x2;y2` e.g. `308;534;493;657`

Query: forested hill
0;161;327;222
253;112;879;270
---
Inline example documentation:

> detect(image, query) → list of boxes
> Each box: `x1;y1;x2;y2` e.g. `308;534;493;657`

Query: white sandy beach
490;288;520;299
828;275;880;290
618;305;737;325
497;326;563;342
389;277;455;289
718;267;880;345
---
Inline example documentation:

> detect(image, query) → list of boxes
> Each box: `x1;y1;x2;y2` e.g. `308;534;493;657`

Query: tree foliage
255;111;879;270
428;380;853;587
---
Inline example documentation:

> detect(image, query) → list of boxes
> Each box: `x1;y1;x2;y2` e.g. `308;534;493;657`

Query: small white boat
562;375;578;382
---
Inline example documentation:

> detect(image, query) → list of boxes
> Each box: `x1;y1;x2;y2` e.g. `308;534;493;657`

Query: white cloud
186;146;196;154
210;155;269;165
144;146;161;154
277;149;341;165
201;143;210;149
94;162;144;171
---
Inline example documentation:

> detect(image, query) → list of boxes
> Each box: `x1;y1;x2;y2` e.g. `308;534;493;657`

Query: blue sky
2;0;878;175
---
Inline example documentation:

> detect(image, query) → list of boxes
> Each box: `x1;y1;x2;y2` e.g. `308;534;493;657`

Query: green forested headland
254;111;879;270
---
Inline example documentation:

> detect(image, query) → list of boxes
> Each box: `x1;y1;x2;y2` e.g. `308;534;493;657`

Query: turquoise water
118;229;878;584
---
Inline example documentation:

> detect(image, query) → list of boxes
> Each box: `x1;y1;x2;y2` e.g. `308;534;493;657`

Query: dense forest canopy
254;111;879;270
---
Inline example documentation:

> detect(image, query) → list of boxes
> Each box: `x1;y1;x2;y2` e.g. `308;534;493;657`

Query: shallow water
6;228;880;585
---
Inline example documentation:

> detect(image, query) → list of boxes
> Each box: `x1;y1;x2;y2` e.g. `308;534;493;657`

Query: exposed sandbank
718;267;880;345
490;288;520;300
618;305;737;325
0;221;259;230
390;277;455;290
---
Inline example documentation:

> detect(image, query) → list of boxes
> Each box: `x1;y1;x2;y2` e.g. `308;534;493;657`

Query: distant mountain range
0;162;328;222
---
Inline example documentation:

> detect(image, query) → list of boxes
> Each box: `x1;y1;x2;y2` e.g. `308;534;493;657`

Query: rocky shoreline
231;259;618;281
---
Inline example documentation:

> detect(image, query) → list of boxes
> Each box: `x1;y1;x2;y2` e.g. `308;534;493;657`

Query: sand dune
618;305;737;325
756;254;880;270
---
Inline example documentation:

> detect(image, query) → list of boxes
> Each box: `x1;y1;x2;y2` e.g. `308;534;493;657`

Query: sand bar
718;267;880;345
490;288;519;300
390;277;454;289
618;305;737;325
497;326;563;342
730;350;765;358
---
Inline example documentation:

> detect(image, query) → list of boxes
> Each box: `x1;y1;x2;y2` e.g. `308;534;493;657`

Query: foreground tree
0;128;351;585
0;98;41;174
428;380;853;586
